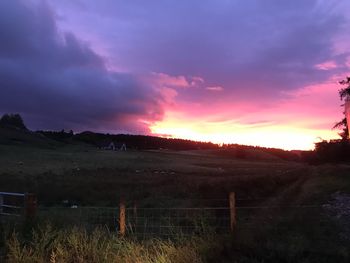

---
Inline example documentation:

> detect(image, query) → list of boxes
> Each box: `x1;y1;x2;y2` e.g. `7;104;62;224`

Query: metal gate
0;192;37;218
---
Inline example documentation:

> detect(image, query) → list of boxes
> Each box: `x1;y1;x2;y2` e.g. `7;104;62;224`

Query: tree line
2;75;350;164
311;76;350;163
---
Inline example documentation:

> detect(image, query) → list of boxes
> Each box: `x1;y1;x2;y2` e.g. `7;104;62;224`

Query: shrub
0;113;27;130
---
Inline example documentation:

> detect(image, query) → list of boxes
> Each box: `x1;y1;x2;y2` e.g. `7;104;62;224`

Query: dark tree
333;77;350;140
339;76;350;100
312;77;350;163
0;113;27;130
333;117;348;140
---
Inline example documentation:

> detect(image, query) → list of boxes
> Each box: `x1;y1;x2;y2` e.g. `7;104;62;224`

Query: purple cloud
0;0;169;133
52;0;349;96
1;0;350;139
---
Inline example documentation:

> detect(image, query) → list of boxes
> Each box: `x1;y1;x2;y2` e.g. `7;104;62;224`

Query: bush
0;113;27;130
314;140;350;163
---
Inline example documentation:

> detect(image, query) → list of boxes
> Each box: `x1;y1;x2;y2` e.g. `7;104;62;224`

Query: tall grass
4;224;222;263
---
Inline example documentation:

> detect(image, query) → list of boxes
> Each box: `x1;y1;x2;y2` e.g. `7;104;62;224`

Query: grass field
1;141;350;262
0;143;308;206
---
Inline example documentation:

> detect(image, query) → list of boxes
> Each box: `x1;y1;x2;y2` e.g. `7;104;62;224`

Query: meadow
1;141;350;262
0;143;307;206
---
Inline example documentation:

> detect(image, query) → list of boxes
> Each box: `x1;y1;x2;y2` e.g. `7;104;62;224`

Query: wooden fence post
229;192;236;233
0;194;3;215
119;197;126;236
24;193;37;219
133;202;137;227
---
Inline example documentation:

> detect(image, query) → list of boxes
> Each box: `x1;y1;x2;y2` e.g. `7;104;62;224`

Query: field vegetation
1;126;350;262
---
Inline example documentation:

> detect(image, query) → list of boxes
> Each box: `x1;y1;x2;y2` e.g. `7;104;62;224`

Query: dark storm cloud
0;0;165;133
1;0;349;137
53;0;349;102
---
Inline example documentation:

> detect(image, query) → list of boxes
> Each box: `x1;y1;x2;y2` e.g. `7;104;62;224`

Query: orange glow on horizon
150;78;344;151
150;116;339;151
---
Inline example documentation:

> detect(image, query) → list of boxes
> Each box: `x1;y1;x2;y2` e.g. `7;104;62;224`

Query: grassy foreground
3;224;223;263
1;142;350;262
1;217;349;263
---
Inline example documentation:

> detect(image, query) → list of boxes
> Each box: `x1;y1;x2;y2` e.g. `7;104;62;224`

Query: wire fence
38;206;119;229
124;207;231;238
1;191;336;240
36;206;232;238
32;198;331;239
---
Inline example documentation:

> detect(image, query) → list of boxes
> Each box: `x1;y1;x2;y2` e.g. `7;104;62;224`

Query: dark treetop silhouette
333;77;350;140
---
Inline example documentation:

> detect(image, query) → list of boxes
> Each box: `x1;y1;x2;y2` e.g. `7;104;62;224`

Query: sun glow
150;117;338;151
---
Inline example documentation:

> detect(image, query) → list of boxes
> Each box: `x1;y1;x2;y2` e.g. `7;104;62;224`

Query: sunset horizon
1;0;350;151
2;1;350;261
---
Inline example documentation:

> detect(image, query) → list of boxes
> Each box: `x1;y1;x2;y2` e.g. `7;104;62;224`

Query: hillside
0;126;60;148
0;127;306;162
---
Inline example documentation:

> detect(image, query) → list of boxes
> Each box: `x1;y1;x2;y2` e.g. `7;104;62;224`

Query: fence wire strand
30;199;329;239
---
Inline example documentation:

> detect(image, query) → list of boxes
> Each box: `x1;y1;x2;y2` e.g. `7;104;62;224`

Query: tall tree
333;77;350;140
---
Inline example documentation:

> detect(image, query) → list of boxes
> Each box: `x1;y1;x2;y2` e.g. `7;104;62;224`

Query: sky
1;0;350;150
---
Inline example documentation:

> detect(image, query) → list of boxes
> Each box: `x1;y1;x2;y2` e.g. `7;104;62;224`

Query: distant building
98;141;127;151
115;142;127;151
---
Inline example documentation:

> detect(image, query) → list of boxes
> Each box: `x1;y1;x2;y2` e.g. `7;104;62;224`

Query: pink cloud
346;56;350;68
315;61;338;71
147;72;191;89
150;74;347;149
206;86;224;92
159;87;178;105
190;76;204;86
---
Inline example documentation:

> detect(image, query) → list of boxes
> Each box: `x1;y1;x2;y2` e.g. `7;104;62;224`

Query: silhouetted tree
74;132;218;151
0;113;27;130
311;77;350;163
333;117;348;140
38;129;75;141
333;77;350;140
314;139;350;163
339;76;350;100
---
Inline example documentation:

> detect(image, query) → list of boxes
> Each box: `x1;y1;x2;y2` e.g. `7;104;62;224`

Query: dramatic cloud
1;0;350;149
0;0;171;133
52;0;349;96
